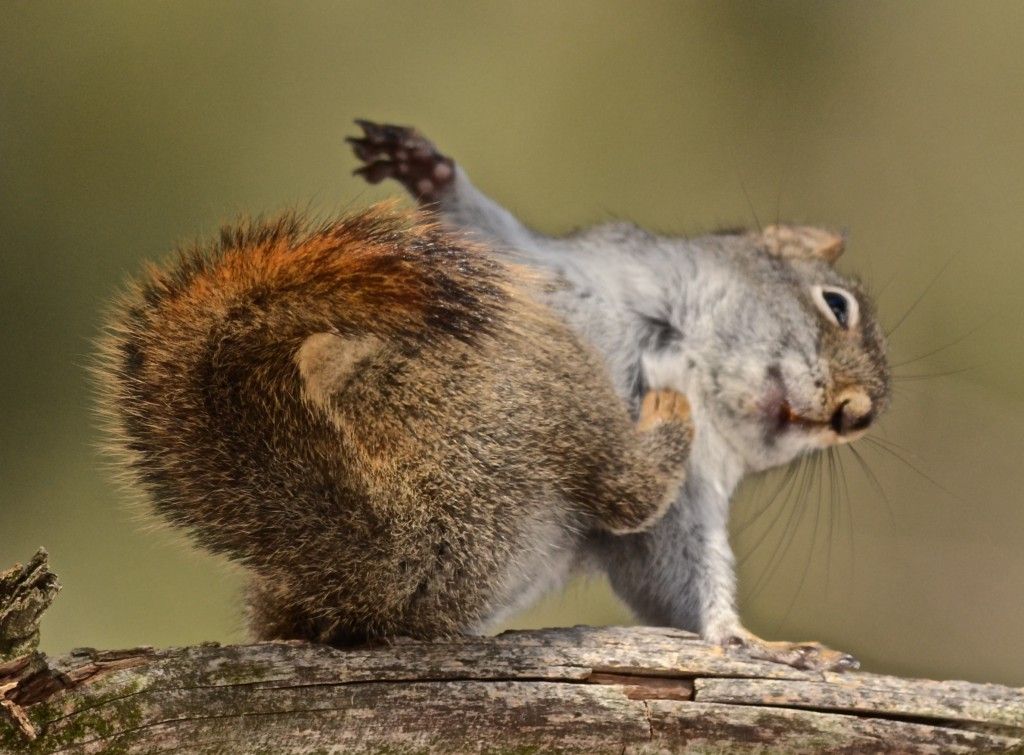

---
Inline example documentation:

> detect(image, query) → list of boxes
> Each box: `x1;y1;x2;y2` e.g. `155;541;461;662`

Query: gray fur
351;121;890;666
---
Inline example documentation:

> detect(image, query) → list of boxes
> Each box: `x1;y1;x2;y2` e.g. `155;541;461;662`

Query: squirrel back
97;204;693;643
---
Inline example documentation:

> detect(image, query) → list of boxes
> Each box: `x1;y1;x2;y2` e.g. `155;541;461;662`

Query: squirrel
346;120;892;671
97;205;696;645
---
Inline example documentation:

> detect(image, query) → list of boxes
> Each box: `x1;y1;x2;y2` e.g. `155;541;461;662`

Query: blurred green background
3;1;1023;686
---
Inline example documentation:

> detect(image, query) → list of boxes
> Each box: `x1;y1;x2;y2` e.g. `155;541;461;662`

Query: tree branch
1;553;1021;753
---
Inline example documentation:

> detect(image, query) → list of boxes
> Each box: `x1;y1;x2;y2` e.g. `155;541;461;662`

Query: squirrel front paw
348;120;455;204
638;389;692;432
637;389;695;470
721;629;859;672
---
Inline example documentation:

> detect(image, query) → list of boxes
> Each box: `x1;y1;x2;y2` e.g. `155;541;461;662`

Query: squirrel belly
97;204;693;644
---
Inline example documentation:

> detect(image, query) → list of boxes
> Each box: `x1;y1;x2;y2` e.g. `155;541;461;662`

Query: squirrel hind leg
295;332;382;410
246;577;326;643
247;577;380;646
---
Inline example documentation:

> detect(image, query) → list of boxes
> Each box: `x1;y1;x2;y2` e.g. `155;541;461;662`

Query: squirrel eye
812;285;859;330
823;292;849;327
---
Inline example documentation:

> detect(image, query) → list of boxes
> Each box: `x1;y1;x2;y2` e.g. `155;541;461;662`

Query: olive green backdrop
3;1;1023;686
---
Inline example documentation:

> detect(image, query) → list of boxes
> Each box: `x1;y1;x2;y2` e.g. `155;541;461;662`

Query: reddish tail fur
97;205;509;566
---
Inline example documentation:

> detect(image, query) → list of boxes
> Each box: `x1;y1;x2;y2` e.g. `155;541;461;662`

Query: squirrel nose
830;391;874;436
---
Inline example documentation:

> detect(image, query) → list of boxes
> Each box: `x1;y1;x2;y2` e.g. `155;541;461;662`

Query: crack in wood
690;695;1024;740
587;671;695;701
0;681;37;742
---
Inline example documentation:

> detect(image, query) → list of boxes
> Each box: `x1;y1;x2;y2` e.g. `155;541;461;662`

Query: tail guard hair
95;204;510;568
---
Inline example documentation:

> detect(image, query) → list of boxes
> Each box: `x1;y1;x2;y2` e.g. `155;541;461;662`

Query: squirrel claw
349;119;455;204
723;631;859;672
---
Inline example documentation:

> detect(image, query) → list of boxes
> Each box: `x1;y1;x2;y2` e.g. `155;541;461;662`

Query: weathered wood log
0;550;61;745
1;552;1022;753
0;550;60;662
0;626;1021;753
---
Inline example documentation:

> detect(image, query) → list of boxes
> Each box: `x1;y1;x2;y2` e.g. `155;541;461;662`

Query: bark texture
0;550;60;662
1;553;1022;753
0;626;1021;753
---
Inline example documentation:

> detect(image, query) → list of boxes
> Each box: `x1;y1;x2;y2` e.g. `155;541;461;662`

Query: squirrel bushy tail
99;205;505;558
96;203;692;643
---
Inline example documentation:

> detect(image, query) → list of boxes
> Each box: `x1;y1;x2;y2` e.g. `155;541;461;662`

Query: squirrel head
641;224;890;473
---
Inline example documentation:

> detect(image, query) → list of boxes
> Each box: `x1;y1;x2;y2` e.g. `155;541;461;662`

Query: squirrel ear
759;225;845;264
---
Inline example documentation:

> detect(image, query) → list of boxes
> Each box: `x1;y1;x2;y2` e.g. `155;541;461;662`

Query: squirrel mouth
764;370;826;434
777;400;829;431
763;371;839;440
776;398;873;443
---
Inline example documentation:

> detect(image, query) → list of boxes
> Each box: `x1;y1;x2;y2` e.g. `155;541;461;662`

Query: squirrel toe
349;119;455;203
638;389;692;432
